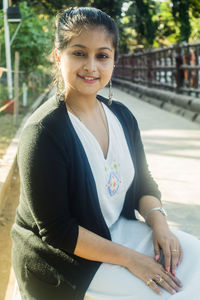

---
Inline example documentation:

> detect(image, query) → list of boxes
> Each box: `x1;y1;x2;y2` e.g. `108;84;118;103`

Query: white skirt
84;217;200;300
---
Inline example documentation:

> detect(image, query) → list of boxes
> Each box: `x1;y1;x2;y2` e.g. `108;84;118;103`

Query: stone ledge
112;78;200;124
0;88;53;214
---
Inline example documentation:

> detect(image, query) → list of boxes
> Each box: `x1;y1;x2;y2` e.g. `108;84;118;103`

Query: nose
83;56;97;73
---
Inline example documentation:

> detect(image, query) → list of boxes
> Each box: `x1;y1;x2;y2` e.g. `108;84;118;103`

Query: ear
54;48;61;67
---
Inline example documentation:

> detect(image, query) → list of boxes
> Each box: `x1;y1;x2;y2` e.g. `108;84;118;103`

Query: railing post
132;54;137;83
13;51;19;126
175;44;182;93
147;51;152;87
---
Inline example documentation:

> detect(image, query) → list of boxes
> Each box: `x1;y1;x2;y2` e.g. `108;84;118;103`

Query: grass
0;82;50;160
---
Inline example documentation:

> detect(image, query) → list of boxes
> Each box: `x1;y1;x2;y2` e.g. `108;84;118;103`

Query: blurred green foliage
1;0;200;74
0;2;55;99
11;2;55;75
122;0;200;51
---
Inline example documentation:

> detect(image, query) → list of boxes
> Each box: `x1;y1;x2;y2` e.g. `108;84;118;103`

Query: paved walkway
99;87;200;239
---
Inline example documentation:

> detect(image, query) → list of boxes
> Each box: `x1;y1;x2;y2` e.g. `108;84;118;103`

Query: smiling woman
54;26;115;101
11;6;200;300
52;7;118;100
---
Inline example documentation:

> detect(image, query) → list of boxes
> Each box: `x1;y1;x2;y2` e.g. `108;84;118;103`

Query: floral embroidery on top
105;160;121;196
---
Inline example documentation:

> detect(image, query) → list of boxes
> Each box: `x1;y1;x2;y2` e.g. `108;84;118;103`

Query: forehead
67;26;114;50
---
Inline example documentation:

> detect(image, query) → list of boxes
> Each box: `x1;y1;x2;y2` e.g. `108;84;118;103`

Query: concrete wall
112;78;200;124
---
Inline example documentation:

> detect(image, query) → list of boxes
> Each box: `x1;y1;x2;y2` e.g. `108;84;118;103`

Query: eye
97;53;109;59
73;51;85;57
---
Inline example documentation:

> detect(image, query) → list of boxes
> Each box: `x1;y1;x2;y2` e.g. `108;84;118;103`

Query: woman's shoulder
19;93;70;152
17;94;72;164
23;93;68;133
25;94;65;127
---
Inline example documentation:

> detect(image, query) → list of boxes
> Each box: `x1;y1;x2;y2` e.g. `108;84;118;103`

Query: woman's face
55;26;115;98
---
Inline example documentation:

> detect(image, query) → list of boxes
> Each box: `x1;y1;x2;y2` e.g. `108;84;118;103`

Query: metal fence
114;42;200;98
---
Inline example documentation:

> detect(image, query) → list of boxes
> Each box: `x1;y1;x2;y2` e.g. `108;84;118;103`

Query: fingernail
171;289;176;294
179;281;183;287
177;260;181;266
155;255;159;261
166;267;170;273
173;270;176;277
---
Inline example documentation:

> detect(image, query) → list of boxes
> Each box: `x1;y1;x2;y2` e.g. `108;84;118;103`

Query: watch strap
145;207;167;225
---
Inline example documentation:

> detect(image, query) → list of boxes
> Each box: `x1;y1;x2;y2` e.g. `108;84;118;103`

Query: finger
163;244;171;273
177;246;183;266
147;279;162;295
165;271;183;288
163;273;181;292
154;275;177;295
171;248;179;277
154;240;160;261
158;278;177;295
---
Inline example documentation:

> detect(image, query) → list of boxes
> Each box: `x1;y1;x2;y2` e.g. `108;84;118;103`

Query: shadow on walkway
143;134;200;160
164;201;200;239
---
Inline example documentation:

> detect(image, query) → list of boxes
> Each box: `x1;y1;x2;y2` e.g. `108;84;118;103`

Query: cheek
101;63;114;78
100;59;114;70
60;60;77;81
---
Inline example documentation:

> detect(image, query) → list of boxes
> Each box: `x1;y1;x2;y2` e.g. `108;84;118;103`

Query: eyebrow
70;44;113;52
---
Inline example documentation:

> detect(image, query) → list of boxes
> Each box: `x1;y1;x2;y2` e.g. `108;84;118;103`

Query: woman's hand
126;251;182;296
153;226;183;276
138;195;183;277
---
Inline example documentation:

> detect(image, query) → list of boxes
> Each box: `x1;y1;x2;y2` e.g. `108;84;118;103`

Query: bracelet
145;207;167;226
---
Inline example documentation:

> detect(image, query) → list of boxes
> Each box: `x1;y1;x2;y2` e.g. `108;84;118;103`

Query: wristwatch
145;207;167;225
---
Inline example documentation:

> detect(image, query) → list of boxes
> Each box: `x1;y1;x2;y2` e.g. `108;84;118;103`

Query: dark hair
55;7;119;61
51;7;119;95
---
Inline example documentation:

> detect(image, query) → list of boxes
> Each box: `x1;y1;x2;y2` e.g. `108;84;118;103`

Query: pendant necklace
66;100;109;137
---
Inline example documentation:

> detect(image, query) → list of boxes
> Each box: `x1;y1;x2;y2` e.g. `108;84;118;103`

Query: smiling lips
78;74;99;83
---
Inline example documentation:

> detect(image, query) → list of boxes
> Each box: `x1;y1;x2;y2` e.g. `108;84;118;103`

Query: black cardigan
11;93;161;300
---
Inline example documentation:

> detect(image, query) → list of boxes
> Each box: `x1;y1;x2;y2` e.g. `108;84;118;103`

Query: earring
108;80;113;105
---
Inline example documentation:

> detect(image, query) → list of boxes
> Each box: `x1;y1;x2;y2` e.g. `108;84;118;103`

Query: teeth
84;77;96;80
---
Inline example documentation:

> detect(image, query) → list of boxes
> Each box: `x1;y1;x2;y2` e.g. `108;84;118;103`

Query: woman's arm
138;195;183;277
74;226;131;266
138;195;168;229
130;116;182;276
74;225;182;295
17;123;79;254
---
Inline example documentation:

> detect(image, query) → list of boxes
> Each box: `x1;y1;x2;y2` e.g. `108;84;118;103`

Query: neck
65;90;98;114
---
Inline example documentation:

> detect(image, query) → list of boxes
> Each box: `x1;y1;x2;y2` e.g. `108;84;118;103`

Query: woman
11;7;200;300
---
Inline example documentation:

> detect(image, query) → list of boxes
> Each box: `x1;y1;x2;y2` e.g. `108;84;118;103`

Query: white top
68;102;135;228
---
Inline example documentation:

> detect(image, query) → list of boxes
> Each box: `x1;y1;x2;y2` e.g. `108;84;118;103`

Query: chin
78;87;100;96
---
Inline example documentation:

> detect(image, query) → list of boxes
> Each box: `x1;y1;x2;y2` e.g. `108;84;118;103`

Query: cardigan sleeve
134;120;161;206
17;122;79;254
